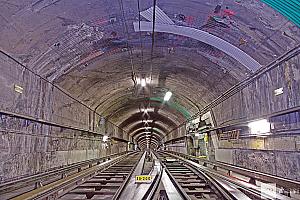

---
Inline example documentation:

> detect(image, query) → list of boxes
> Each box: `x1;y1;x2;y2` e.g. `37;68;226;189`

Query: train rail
58;152;142;200
2;152;141;200
2;150;299;200
157;151;299;200
156;152;235;200
0;151;131;200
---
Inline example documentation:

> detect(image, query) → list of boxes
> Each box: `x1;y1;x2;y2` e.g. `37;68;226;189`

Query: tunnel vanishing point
0;0;300;199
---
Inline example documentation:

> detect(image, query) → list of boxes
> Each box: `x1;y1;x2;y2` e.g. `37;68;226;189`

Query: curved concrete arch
139;142;158;149
129;121;171;134
135;132;162;142
118;109;181;130
133;130;163;139
129;122;167;136
138;139;159;147
129;127;165;138
137;135;160;143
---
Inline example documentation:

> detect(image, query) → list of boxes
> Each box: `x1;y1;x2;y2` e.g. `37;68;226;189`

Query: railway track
3;151;298;200
58;152;142;200
156;151;299;200
156;152;234;200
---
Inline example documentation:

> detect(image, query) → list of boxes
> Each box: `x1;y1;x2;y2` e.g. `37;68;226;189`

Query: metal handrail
164;151;300;190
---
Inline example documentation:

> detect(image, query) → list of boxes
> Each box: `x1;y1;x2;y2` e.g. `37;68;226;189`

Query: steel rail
186;164;237;200
57;152;142;200
112;152;144;200
165;151;300;190
0;151;131;198
155;151;236;200
141;170;163;200
163;166;191;200
141;150;163;200
6;152;137;200
163;151;295;200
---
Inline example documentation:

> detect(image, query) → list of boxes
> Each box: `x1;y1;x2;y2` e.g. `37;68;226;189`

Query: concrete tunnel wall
0;53;128;183
166;54;300;181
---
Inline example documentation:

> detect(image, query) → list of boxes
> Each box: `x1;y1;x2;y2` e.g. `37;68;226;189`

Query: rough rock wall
213;54;300;125
212;54;300;181
233;149;300;181
0;52;127;182
166;142;187;154
0;113;118;182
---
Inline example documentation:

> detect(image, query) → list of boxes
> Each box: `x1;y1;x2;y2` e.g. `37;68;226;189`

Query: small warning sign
135;175;152;183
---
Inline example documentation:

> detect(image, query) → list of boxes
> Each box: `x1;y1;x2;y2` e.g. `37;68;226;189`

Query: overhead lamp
164;91;172;101
141;108;154;113
143;120;153;123
248;119;270;135
141;78;146;87
143;131;151;134
103;135;109;142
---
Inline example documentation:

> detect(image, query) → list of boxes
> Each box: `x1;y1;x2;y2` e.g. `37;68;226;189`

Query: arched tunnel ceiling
1;0;299;149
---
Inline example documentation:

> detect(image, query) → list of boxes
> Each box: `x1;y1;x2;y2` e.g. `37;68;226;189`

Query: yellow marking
135;175;152;182
198;156;207;159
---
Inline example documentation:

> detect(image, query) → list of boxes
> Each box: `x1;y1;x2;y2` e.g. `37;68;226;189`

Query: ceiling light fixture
143;120;153;123
248;119;270;135
141;78;146;87
164;91;172;101
141;108;154;113
143;131;151;134
103;135;109;142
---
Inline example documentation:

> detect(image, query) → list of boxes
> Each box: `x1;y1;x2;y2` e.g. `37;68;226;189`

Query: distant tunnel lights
143;120;153;123
164;91;172;101
248;119;270;135
141;108;154;113
143;131;151;134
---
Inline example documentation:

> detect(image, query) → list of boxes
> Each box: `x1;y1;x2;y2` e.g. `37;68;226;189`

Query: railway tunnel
0;0;300;199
